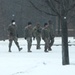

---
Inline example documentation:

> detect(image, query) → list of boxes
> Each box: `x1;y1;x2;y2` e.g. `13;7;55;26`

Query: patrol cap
11;20;15;23
44;23;48;27
28;22;32;25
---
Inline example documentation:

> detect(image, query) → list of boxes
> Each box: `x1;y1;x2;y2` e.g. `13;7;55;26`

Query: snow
0;37;75;75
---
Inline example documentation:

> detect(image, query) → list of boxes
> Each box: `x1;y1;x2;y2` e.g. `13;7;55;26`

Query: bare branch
28;0;57;16
68;13;75;21
46;0;61;17
54;0;60;4
66;4;75;13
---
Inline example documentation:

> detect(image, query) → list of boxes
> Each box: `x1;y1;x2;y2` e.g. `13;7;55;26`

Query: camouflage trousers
8;36;20;51
49;37;54;48
36;37;41;49
44;38;50;51
27;37;32;51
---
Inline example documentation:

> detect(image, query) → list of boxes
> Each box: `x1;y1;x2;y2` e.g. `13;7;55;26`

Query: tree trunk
61;16;69;65
58;17;61;34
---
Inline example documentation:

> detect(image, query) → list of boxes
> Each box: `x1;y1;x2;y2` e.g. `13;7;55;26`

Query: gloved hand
37;29;41;33
42;38;44;40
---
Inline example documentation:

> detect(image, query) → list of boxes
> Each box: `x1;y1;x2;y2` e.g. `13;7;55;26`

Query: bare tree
28;0;75;65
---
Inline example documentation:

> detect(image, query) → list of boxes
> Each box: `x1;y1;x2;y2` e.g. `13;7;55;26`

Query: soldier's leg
27;38;32;52
48;38;52;50
49;38;54;50
44;38;48;52
9;40;12;52
50;38;54;46
36;37;41;49
8;36;13;52
14;37;22;51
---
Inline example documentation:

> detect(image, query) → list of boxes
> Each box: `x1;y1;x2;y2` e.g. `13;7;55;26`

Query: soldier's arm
41;29;45;40
24;27;28;39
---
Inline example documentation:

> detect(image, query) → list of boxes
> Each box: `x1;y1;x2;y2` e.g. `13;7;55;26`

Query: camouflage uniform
24;22;33;52
33;24;42;49
42;23;50;52
8;20;22;52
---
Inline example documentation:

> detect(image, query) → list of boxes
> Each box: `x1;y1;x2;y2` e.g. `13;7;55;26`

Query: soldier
8;20;22;52
33;23;42;49
48;20;55;50
24;22;33;52
42;23;50;52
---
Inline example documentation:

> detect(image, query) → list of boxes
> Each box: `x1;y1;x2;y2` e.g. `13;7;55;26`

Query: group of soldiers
8;20;55;52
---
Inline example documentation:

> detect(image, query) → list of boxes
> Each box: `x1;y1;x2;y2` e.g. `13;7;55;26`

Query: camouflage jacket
33;26;42;38
42;27;50;40
8;24;17;37
24;25;33;39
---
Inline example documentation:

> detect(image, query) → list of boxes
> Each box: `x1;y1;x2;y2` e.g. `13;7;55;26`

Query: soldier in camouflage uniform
24;22;33;52
33;23;42;49
8;20;22;52
42;23;50;52
48;20;55;50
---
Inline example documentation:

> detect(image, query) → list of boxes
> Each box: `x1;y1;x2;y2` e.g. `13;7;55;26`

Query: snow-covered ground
0;37;75;75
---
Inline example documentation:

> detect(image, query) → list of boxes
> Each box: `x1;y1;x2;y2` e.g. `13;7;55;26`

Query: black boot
37;47;41;49
48;47;52;51
9;49;12;52
19;47;22;51
28;50;32;52
44;50;48;52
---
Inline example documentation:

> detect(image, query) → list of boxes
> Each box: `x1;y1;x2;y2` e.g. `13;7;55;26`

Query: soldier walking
33;23;42;49
42;23;50;52
8;20;22;52
24;22;33;52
